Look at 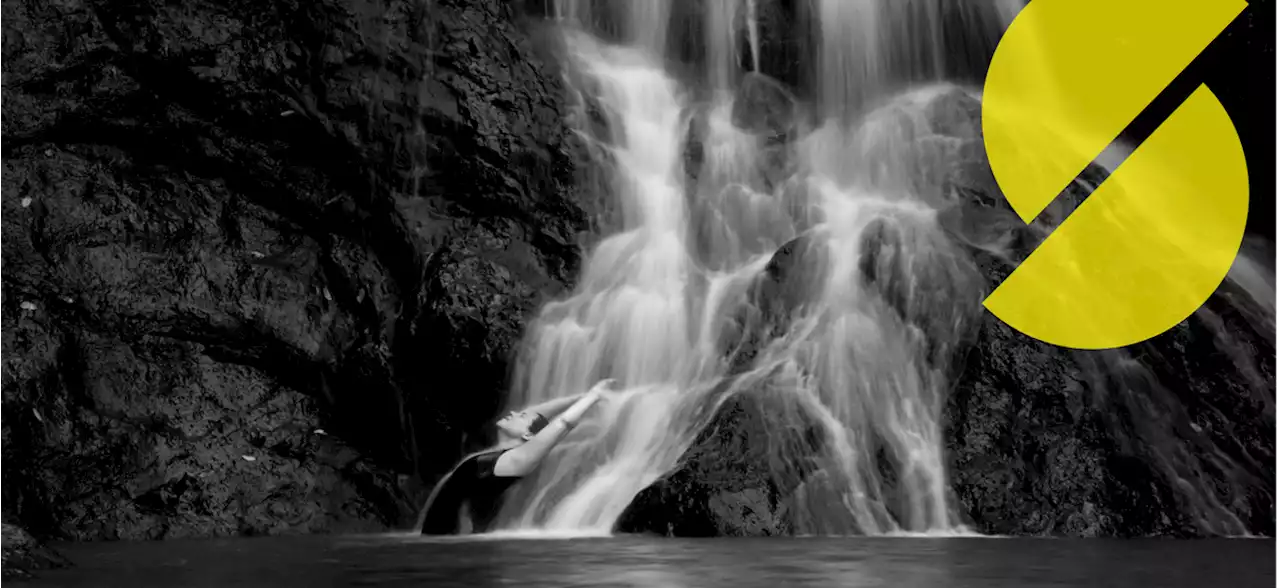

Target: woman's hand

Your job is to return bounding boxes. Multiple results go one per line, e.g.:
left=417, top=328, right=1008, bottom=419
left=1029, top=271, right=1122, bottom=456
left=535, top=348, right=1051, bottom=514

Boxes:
left=557, top=379, right=619, bottom=425
left=585, top=378, right=618, bottom=404
left=589, top=378, right=617, bottom=393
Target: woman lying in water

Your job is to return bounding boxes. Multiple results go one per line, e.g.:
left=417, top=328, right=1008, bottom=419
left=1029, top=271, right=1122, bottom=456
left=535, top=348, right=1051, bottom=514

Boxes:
left=418, top=378, right=617, bottom=535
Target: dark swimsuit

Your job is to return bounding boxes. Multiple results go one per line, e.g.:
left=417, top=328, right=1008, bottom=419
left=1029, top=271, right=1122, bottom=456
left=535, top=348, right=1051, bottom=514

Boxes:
left=419, top=449, right=521, bottom=535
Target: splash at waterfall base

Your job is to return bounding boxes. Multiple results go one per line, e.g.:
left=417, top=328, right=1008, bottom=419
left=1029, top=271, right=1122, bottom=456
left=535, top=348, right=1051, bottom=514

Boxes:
left=478, top=1, right=1275, bottom=539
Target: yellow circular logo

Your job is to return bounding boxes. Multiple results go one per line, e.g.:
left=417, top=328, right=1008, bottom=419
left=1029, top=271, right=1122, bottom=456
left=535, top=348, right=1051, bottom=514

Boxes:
left=980, top=0, right=1252, bottom=350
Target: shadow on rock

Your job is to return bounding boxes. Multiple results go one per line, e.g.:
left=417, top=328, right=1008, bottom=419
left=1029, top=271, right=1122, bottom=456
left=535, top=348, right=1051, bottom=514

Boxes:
left=615, top=379, right=828, bottom=537
left=2, top=523, right=71, bottom=580
left=2, top=0, right=590, bottom=540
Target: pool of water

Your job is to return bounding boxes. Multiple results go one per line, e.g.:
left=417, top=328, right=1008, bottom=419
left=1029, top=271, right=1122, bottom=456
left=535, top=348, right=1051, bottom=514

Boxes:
left=16, top=532, right=1275, bottom=587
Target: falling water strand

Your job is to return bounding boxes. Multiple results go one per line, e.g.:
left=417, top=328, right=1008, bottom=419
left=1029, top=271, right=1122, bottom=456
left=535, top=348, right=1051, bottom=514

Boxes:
left=626, top=0, right=672, bottom=57
left=747, top=0, right=760, bottom=72
left=814, top=0, right=883, bottom=122
left=811, top=0, right=1028, bottom=122
left=705, top=0, right=740, bottom=91
left=497, top=26, right=719, bottom=532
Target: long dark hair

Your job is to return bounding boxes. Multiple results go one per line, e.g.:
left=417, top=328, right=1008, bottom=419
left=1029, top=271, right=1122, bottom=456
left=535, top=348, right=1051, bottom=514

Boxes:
left=528, top=412, right=550, bottom=435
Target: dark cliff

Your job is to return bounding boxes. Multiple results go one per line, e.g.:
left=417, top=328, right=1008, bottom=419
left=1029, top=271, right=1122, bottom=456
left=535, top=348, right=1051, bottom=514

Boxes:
left=2, top=0, right=591, bottom=544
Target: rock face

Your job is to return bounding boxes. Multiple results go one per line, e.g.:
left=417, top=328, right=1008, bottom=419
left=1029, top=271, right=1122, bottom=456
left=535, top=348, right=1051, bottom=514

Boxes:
left=2, top=0, right=589, bottom=542
left=616, top=390, right=821, bottom=537
left=2, top=523, right=70, bottom=580
left=941, top=154, right=1276, bottom=537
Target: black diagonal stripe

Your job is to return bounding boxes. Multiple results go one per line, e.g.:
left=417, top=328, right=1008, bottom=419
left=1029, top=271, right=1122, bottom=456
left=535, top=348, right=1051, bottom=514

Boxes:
left=1025, top=1, right=1263, bottom=234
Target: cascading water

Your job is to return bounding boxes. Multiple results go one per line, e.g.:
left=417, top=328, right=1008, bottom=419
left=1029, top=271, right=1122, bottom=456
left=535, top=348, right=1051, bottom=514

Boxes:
left=480, top=0, right=1022, bottom=536
left=476, top=0, right=1274, bottom=537
left=805, top=0, right=1021, bottom=122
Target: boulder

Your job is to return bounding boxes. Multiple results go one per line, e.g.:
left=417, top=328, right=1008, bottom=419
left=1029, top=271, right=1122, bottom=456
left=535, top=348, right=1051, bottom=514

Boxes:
left=732, top=72, right=800, bottom=141
left=615, top=382, right=828, bottom=537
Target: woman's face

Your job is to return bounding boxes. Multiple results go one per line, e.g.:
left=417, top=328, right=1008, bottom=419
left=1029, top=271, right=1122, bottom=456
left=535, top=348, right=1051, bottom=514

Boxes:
left=496, top=411, right=539, bottom=441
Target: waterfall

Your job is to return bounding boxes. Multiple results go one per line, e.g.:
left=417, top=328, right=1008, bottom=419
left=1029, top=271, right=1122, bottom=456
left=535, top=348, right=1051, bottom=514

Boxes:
left=488, top=0, right=1272, bottom=537
left=487, top=0, right=1024, bottom=536
left=808, top=0, right=1022, bottom=122
left=705, top=0, right=742, bottom=91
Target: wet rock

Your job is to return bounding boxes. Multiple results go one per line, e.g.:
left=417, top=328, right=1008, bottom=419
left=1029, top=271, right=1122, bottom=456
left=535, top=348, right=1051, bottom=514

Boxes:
left=416, top=221, right=574, bottom=436
left=613, top=465, right=720, bottom=537
left=757, top=232, right=828, bottom=318
left=857, top=214, right=986, bottom=371
left=750, top=0, right=811, bottom=93
left=2, top=0, right=587, bottom=541
left=2, top=523, right=70, bottom=580
left=834, top=86, right=981, bottom=203
left=688, top=182, right=796, bottom=271
left=931, top=109, right=1274, bottom=537
left=943, top=197, right=1276, bottom=537
left=912, top=97, right=1276, bottom=537
left=922, top=86, right=983, bottom=141
left=942, top=298, right=1122, bottom=536
left=708, top=488, right=779, bottom=535
left=615, top=386, right=826, bottom=537
left=732, top=72, right=800, bottom=140
left=778, top=175, right=824, bottom=232
left=717, top=232, right=827, bottom=373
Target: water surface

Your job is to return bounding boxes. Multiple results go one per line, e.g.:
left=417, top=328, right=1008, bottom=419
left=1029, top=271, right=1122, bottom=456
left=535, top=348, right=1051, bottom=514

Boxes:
left=20, top=533, right=1275, bottom=587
